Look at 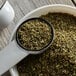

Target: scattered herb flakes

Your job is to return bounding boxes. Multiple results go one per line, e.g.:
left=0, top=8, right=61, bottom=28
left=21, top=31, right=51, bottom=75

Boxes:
left=17, top=19, right=51, bottom=51
left=17, top=13, right=76, bottom=76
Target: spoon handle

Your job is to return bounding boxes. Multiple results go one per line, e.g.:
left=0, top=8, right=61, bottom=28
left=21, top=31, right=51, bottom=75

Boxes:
left=0, top=40, right=29, bottom=75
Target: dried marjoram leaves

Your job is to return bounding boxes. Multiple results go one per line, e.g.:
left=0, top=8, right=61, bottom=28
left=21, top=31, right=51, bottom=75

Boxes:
left=17, top=19, right=51, bottom=51
left=17, top=13, right=76, bottom=76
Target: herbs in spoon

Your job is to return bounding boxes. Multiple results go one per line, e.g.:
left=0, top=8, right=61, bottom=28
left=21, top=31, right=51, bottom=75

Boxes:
left=17, top=18, right=52, bottom=51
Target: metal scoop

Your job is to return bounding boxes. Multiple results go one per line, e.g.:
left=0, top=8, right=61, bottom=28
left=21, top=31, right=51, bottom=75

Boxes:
left=0, top=18, right=54, bottom=75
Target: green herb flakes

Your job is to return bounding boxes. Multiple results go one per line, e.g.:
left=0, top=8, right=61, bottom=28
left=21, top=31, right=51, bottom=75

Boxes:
left=17, top=19, right=51, bottom=51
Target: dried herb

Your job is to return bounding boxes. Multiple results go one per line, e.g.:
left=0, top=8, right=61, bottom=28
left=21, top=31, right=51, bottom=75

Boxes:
left=17, top=13, right=76, bottom=76
left=17, top=19, right=51, bottom=51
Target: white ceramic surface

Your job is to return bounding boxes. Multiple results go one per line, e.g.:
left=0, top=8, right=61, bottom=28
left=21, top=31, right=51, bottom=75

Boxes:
left=0, top=1, right=15, bottom=25
left=9, top=4, right=76, bottom=76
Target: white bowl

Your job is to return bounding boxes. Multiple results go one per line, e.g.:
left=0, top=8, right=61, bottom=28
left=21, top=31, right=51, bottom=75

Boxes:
left=9, top=4, right=76, bottom=76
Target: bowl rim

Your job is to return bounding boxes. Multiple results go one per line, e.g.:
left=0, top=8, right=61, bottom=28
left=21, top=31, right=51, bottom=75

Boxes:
left=9, top=4, right=76, bottom=76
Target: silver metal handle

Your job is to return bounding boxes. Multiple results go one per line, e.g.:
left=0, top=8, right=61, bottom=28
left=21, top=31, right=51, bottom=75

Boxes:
left=9, top=67, right=19, bottom=76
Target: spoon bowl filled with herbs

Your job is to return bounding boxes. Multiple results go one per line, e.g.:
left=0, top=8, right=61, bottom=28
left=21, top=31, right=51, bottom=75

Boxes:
left=16, top=18, right=54, bottom=54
